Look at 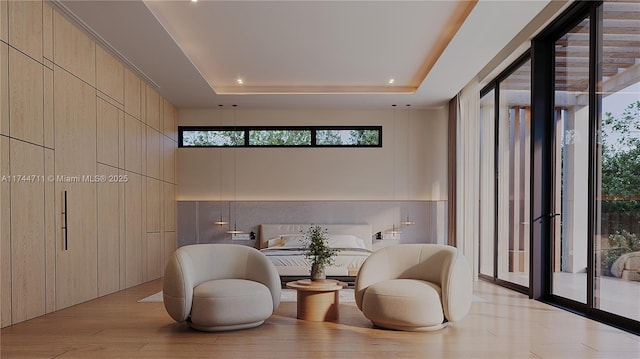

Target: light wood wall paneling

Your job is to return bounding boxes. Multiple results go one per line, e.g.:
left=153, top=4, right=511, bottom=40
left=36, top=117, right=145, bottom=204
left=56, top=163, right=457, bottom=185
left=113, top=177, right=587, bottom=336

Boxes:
left=146, top=232, right=161, bottom=280
left=146, top=126, right=160, bottom=179
left=124, top=114, right=143, bottom=173
left=42, top=57, right=53, bottom=71
left=141, top=123, right=147, bottom=177
left=53, top=67, right=97, bottom=310
left=97, top=163, right=120, bottom=297
left=53, top=11, right=95, bottom=87
left=163, top=231, right=176, bottom=276
left=118, top=106, right=125, bottom=172
left=96, top=89, right=123, bottom=111
left=141, top=170, right=147, bottom=281
left=163, top=136, right=175, bottom=184
left=7, top=0, right=42, bottom=61
left=43, top=66, right=53, bottom=149
left=9, top=47, right=43, bottom=145
left=124, top=171, right=142, bottom=288
left=0, top=136, right=10, bottom=327
left=145, top=85, right=160, bottom=131
left=44, top=148, right=55, bottom=314
left=1, top=42, right=7, bottom=136
left=96, top=45, right=123, bottom=104
left=9, top=139, right=45, bottom=324
left=96, top=97, right=120, bottom=168
left=0, top=0, right=7, bottom=42
left=54, top=181, right=98, bottom=310
left=124, top=68, right=141, bottom=120
left=118, top=168, right=126, bottom=289
left=0, top=2, right=178, bottom=326
left=140, top=83, right=146, bottom=125
left=53, top=68, right=96, bottom=175
left=163, top=183, right=175, bottom=232
left=163, top=99, right=177, bottom=141
left=42, top=2, right=52, bottom=61
left=146, top=178, right=160, bottom=233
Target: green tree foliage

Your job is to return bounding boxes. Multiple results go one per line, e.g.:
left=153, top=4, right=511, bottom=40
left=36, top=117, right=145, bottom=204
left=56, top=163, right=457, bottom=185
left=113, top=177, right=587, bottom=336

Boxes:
left=182, top=130, right=243, bottom=146
left=317, top=130, right=342, bottom=145
left=600, top=100, right=640, bottom=274
left=317, top=129, right=379, bottom=145
left=302, top=226, right=339, bottom=271
left=349, top=129, right=379, bottom=145
left=184, top=128, right=379, bottom=146
left=249, top=130, right=311, bottom=145
left=601, top=100, right=640, bottom=214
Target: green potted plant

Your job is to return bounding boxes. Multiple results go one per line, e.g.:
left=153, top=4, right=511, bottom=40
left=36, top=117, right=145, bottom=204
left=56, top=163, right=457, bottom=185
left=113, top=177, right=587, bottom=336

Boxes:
left=302, top=225, right=340, bottom=281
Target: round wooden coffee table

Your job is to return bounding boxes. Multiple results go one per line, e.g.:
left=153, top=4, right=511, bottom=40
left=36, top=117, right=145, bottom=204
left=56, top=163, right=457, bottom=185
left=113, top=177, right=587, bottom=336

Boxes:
left=285, top=279, right=348, bottom=321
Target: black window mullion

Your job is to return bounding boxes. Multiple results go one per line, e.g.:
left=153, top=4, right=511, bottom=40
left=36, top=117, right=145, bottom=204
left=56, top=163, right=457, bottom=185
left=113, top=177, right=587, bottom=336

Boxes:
left=493, top=86, right=499, bottom=284
left=179, top=125, right=382, bottom=147
left=586, top=2, right=603, bottom=314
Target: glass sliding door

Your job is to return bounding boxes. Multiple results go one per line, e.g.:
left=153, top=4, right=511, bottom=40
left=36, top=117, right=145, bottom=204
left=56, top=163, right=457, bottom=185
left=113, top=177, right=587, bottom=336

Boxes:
left=484, top=0, right=640, bottom=332
left=552, top=17, right=591, bottom=303
left=479, top=90, right=495, bottom=278
left=593, top=0, right=640, bottom=321
left=478, top=56, right=531, bottom=290
left=549, top=0, right=640, bottom=325
left=496, top=59, right=532, bottom=288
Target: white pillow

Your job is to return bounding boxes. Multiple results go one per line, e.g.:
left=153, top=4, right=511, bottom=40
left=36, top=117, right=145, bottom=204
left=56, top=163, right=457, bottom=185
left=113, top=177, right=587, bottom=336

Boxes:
left=267, top=237, right=284, bottom=248
left=280, top=234, right=306, bottom=248
left=327, top=234, right=366, bottom=249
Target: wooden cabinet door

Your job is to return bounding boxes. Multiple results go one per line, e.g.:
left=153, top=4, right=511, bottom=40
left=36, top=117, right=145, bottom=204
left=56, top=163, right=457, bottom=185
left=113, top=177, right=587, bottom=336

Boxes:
left=97, top=163, right=120, bottom=296
left=9, top=140, right=45, bottom=323
left=53, top=67, right=97, bottom=310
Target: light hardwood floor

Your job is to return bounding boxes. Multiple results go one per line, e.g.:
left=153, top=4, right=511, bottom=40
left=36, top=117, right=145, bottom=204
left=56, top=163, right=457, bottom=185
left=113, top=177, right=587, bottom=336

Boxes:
left=1, top=279, right=638, bottom=358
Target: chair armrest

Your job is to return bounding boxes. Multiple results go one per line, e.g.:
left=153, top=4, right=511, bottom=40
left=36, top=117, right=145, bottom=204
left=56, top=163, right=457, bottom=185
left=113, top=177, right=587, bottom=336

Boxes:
left=354, top=248, right=392, bottom=309
left=440, top=250, right=473, bottom=322
left=245, top=249, right=282, bottom=309
left=163, top=249, right=195, bottom=323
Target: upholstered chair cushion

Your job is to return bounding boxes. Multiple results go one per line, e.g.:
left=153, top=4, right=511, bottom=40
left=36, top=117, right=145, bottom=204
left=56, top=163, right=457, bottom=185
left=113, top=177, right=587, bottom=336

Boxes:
left=361, top=279, right=444, bottom=331
left=355, top=244, right=472, bottom=331
left=163, top=243, right=281, bottom=332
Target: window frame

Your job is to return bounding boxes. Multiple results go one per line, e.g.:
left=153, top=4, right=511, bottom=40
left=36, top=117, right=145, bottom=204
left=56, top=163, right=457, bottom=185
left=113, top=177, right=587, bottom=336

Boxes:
left=178, top=125, right=383, bottom=148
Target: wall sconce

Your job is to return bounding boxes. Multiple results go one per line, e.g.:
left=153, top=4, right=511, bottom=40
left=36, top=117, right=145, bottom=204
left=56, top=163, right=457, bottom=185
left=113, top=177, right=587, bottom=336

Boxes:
left=401, top=216, right=415, bottom=226
left=387, top=225, right=402, bottom=235
left=214, top=215, right=229, bottom=226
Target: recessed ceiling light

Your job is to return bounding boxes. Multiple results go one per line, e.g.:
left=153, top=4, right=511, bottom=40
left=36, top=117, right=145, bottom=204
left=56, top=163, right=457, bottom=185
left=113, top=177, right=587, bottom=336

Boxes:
left=191, top=0, right=198, bottom=3
left=237, top=78, right=244, bottom=85
left=388, top=78, right=395, bottom=85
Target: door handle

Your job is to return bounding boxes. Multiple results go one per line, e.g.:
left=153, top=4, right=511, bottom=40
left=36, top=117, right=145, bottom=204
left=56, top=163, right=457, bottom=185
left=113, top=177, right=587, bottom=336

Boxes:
left=533, top=212, right=561, bottom=222
left=62, top=190, right=68, bottom=250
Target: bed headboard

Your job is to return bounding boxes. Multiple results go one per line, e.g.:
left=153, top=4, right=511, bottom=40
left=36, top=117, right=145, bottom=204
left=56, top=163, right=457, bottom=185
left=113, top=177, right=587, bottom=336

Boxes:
left=259, top=224, right=372, bottom=250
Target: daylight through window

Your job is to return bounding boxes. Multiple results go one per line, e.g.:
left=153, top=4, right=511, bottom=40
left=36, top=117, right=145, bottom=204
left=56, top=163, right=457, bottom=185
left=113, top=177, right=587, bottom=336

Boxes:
left=179, top=126, right=382, bottom=147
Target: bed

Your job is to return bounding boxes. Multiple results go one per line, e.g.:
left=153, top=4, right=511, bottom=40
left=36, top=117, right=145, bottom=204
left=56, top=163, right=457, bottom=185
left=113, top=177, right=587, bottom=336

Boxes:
left=259, top=224, right=373, bottom=285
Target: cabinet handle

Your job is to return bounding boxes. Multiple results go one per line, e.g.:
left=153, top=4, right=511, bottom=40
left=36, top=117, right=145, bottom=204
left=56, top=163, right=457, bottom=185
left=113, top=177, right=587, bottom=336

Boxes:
left=62, top=190, right=68, bottom=250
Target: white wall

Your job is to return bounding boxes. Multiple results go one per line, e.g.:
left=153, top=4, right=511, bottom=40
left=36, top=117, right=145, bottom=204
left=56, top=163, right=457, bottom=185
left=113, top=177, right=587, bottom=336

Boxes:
left=177, top=108, right=448, bottom=201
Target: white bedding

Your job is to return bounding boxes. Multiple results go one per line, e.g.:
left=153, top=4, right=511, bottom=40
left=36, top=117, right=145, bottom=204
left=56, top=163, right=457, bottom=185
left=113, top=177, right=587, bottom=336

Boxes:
left=259, top=224, right=373, bottom=277
left=260, top=247, right=371, bottom=276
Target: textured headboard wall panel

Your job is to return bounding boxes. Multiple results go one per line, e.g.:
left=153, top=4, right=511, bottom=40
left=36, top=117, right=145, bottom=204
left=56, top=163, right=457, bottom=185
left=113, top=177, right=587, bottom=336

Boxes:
left=259, top=224, right=372, bottom=250
left=177, top=200, right=448, bottom=249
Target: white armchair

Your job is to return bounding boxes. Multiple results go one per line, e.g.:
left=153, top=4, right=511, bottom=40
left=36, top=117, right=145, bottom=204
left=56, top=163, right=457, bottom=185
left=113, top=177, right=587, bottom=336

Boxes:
left=163, top=244, right=281, bottom=332
left=355, top=244, right=472, bottom=331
